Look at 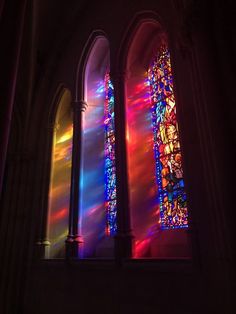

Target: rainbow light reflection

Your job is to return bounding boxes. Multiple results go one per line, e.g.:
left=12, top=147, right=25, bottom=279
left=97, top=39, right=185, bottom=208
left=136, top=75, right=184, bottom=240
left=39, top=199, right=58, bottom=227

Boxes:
left=148, top=46, right=188, bottom=229
left=126, top=71, right=158, bottom=258
left=48, top=105, right=72, bottom=259
left=81, top=77, right=106, bottom=257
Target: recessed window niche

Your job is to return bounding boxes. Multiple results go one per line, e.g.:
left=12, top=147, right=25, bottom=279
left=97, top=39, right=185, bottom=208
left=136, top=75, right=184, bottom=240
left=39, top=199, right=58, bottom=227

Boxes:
left=80, top=37, right=115, bottom=258
left=126, top=21, right=191, bottom=259
left=47, top=89, right=72, bottom=258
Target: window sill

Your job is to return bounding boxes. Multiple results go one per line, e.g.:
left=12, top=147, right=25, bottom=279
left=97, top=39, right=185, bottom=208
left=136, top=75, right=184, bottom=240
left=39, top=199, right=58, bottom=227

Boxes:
left=37, top=257, right=193, bottom=273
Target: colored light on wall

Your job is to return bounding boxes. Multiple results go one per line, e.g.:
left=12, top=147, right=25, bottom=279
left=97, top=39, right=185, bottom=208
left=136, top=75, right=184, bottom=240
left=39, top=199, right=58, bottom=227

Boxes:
left=126, top=70, right=158, bottom=258
left=57, top=126, right=73, bottom=144
left=148, top=46, right=188, bottom=229
left=48, top=89, right=72, bottom=258
left=80, top=77, right=107, bottom=257
left=104, top=73, right=117, bottom=236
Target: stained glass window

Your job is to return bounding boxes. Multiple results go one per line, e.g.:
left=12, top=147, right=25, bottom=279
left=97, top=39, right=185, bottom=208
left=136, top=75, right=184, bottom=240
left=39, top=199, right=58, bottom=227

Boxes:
left=147, top=46, right=188, bottom=229
left=104, top=73, right=117, bottom=235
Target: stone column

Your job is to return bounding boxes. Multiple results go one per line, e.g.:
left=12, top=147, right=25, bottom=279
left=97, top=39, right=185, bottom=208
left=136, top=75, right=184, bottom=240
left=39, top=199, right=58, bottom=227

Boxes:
left=66, top=100, right=87, bottom=258
left=111, top=71, right=133, bottom=260
left=0, top=0, right=27, bottom=196
left=35, top=122, right=59, bottom=259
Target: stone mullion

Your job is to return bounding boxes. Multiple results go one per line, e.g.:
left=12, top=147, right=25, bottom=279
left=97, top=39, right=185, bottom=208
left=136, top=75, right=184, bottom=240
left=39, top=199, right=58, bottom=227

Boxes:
left=35, top=123, right=58, bottom=259
left=66, top=100, right=87, bottom=258
left=111, top=71, right=133, bottom=260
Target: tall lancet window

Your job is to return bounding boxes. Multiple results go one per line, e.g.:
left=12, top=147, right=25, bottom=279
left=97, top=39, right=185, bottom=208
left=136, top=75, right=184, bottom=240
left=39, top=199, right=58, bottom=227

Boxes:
left=104, top=73, right=117, bottom=236
left=126, top=21, right=190, bottom=259
left=81, top=37, right=115, bottom=258
left=147, top=46, right=188, bottom=229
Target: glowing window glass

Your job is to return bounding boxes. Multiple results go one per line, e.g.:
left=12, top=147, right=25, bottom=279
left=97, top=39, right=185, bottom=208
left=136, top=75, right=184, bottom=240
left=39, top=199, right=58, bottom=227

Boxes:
left=148, top=46, right=188, bottom=229
left=104, top=73, right=117, bottom=235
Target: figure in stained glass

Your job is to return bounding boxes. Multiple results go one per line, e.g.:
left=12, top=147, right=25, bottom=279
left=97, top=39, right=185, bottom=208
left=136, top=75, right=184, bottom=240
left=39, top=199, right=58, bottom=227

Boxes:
left=148, top=46, right=188, bottom=229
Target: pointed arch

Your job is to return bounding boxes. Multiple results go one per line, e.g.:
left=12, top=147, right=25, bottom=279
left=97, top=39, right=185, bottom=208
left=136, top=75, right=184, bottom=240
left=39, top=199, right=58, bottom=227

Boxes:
left=117, top=11, right=166, bottom=73
left=47, top=88, right=73, bottom=258
left=75, top=30, right=108, bottom=101
left=122, top=14, right=191, bottom=258
left=79, top=34, right=116, bottom=258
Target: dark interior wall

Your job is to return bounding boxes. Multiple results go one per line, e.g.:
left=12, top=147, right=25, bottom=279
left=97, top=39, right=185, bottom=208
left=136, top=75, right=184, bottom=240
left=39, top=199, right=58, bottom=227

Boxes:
left=0, top=1, right=235, bottom=314
left=25, top=261, right=204, bottom=314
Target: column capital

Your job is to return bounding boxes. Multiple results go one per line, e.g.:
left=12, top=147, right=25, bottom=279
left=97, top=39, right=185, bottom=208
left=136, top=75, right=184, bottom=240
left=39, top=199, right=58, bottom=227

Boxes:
left=35, top=239, right=51, bottom=259
left=65, top=234, right=83, bottom=243
left=72, top=100, right=88, bottom=112
left=65, top=234, right=83, bottom=258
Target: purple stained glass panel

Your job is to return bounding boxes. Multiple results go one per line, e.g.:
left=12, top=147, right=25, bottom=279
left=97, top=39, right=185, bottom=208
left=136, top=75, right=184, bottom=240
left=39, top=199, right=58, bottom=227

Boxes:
left=104, top=73, right=117, bottom=235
